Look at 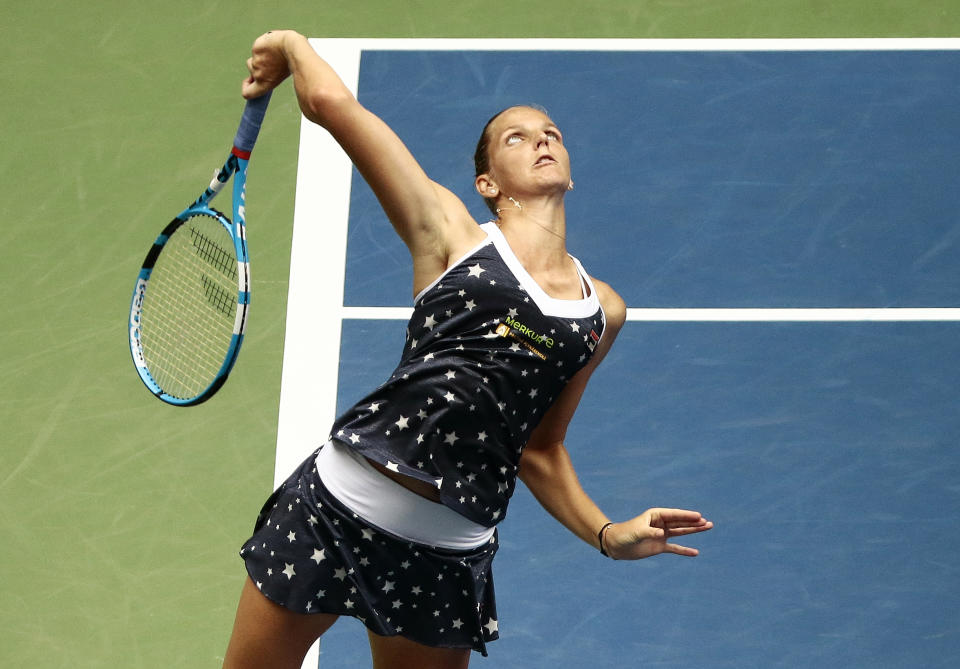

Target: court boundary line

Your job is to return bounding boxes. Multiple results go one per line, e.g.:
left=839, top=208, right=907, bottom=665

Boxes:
left=300, top=37, right=960, bottom=51
left=341, top=307, right=960, bottom=322
left=276, top=39, right=959, bottom=669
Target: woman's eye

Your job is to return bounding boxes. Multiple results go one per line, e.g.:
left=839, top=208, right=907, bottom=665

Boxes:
left=506, top=135, right=523, bottom=145
left=546, top=131, right=561, bottom=141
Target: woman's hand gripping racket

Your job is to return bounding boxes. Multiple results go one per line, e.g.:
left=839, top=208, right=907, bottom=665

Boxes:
left=128, top=93, right=271, bottom=406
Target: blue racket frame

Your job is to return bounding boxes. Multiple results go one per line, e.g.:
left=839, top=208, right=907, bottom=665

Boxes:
left=128, top=93, right=271, bottom=406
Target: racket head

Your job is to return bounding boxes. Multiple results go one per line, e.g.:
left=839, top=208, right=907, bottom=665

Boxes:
left=128, top=208, right=250, bottom=405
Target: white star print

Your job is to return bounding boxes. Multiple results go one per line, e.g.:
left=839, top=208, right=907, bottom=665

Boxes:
left=507, top=307, right=518, bottom=318
left=382, top=581, right=395, bottom=593
left=361, top=528, right=374, bottom=541
left=286, top=531, right=296, bottom=543
left=465, top=299, right=476, bottom=311
left=444, top=391, right=456, bottom=402
left=424, top=314, right=438, bottom=330
left=445, top=370, right=456, bottom=380
left=570, top=321, right=581, bottom=332
left=484, top=618, right=499, bottom=635
left=283, top=563, right=296, bottom=580
left=467, top=264, right=485, bottom=278
left=368, top=402, right=381, bottom=413
left=395, top=415, right=409, bottom=430
left=444, top=432, right=458, bottom=445
left=310, top=549, right=325, bottom=564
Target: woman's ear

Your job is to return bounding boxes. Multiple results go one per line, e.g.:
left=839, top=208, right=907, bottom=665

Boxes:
left=475, top=174, right=499, bottom=199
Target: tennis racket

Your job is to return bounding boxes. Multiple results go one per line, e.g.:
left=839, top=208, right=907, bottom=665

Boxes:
left=128, top=92, right=271, bottom=406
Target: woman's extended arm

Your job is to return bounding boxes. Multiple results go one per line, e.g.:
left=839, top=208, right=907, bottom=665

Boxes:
left=242, top=31, right=483, bottom=293
left=519, top=282, right=712, bottom=559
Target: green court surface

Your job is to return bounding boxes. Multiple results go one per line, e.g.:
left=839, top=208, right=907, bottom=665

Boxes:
left=1, top=2, right=957, bottom=667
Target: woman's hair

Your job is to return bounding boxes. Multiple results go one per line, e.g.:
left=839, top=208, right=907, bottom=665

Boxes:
left=473, top=104, right=550, bottom=215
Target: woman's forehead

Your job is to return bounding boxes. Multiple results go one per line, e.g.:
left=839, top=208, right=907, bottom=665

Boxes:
left=490, top=106, right=555, bottom=133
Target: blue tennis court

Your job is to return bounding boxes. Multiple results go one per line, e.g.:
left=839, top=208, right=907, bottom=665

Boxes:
left=278, top=41, right=960, bottom=667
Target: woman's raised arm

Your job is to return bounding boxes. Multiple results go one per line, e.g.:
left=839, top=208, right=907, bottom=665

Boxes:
left=243, top=31, right=481, bottom=289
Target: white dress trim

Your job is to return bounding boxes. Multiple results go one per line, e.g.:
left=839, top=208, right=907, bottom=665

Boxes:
left=316, top=440, right=496, bottom=550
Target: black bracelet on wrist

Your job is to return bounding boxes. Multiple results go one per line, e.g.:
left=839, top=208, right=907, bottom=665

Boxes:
left=598, top=521, right=614, bottom=558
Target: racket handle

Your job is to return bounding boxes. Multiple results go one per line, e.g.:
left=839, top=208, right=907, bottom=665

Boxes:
left=233, top=92, right=272, bottom=156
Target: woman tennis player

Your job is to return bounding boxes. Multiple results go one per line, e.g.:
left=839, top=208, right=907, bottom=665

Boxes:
left=224, top=30, right=713, bottom=669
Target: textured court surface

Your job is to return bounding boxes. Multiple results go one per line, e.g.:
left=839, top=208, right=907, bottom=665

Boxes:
left=2, top=2, right=959, bottom=667
left=276, top=43, right=960, bottom=668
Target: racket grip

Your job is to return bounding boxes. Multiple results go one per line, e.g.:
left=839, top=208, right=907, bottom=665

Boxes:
left=233, top=92, right=272, bottom=155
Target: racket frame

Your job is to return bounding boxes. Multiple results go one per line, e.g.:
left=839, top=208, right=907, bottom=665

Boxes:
left=128, top=94, right=268, bottom=406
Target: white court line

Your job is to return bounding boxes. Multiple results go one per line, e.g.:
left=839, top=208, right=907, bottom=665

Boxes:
left=274, top=39, right=959, bottom=669
left=624, top=308, right=960, bottom=322
left=341, top=306, right=960, bottom=322
left=291, top=37, right=960, bottom=52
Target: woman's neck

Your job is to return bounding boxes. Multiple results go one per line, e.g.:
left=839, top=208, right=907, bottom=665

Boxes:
left=494, top=196, right=568, bottom=261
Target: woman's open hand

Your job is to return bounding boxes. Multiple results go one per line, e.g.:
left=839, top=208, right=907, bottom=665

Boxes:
left=604, top=508, right=713, bottom=560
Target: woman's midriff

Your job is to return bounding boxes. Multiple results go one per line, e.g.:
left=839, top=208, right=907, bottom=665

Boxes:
left=366, top=458, right=443, bottom=503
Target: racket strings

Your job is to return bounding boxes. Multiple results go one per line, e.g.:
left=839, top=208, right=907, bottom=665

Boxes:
left=201, top=274, right=236, bottom=316
left=190, top=225, right=236, bottom=278
left=139, top=215, right=241, bottom=399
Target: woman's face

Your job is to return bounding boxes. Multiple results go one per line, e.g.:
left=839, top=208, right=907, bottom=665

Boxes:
left=480, top=106, right=571, bottom=202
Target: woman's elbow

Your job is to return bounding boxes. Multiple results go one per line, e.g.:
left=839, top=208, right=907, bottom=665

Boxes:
left=300, top=86, right=356, bottom=128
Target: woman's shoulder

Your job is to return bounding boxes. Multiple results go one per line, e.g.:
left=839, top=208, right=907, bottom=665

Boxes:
left=591, top=277, right=627, bottom=329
